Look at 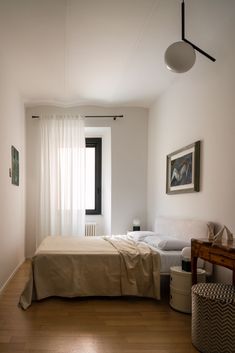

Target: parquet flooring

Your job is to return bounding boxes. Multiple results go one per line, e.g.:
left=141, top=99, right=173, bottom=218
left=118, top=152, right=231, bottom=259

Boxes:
left=0, top=261, right=198, bottom=353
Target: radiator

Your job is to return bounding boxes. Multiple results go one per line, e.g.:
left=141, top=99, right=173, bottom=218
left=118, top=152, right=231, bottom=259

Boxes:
left=85, top=223, right=96, bottom=236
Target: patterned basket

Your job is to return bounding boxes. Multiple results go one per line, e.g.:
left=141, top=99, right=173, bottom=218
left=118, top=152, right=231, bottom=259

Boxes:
left=192, top=283, right=235, bottom=353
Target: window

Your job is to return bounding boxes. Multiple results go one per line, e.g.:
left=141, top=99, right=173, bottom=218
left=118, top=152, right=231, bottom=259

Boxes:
left=85, top=138, right=102, bottom=215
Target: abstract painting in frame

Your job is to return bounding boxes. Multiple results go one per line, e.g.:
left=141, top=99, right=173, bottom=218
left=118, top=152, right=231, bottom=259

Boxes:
left=166, top=141, right=200, bottom=194
left=11, top=146, right=19, bottom=186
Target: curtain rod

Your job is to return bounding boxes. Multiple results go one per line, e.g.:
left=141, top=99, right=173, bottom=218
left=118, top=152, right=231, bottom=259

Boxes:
left=32, top=115, right=124, bottom=121
left=85, top=115, right=123, bottom=120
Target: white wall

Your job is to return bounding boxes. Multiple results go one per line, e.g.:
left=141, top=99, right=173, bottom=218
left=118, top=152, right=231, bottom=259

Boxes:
left=0, top=61, right=25, bottom=291
left=147, top=50, right=235, bottom=283
left=26, top=106, right=148, bottom=256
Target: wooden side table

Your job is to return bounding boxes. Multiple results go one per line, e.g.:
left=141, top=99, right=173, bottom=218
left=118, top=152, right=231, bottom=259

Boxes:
left=170, top=266, right=206, bottom=314
left=191, top=238, right=235, bottom=285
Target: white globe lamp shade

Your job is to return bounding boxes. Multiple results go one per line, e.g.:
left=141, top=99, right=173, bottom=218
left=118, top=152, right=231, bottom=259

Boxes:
left=133, top=218, right=140, bottom=227
left=165, top=41, right=196, bottom=73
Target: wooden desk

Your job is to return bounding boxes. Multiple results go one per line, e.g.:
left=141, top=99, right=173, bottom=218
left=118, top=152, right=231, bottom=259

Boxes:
left=191, top=238, right=235, bottom=285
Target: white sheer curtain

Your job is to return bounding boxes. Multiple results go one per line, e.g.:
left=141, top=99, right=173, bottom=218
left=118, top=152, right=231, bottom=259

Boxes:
left=38, top=115, right=85, bottom=245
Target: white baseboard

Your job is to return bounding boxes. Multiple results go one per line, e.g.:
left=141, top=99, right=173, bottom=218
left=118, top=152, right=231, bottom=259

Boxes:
left=0, top=258, right=25, bottom=294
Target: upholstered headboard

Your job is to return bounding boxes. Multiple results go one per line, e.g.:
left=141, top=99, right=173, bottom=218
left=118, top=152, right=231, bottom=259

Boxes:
left=153, top=217, right=213, bottom=275
left=154, top=217, right=211, bottom=241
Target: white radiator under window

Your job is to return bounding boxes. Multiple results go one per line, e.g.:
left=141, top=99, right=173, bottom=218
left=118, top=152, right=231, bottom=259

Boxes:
left=85, top=223, right=96, bottom=236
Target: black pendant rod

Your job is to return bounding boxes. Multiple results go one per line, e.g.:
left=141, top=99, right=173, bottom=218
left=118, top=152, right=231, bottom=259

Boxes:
left=184, top=38, right=216, bottom=62
left=181, top=0, right=185, bottom=40
left=181, top=0, right=216, bottom=62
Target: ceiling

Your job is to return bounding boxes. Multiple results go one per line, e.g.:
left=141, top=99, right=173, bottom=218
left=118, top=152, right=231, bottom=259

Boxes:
left=0, top=0, right=234, bottom=108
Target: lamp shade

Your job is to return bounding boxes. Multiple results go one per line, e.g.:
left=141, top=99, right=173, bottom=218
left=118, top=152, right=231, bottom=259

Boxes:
left=165, top=41, right=196, bottom=73
left=133, top=218, right=140, bottom=227
left=181, top=247, right=191, bottom=260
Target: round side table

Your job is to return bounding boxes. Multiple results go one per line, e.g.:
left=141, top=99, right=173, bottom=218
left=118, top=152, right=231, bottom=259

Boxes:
left=170, top=266, right=206, bottom=313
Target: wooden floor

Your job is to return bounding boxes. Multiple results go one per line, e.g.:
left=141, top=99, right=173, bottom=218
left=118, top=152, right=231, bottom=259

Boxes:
left=0, top=261, right=199, bottom=353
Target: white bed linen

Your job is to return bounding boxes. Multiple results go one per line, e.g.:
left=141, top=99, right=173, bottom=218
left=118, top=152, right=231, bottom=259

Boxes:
left=155, top=248, right=182, bottom=274
left=127, top=235, right=182, bottom=274
left=145, top=244, right=204, bottom=274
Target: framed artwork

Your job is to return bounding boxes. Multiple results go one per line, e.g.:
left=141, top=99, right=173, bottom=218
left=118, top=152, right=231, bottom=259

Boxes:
left=166, top=141, right=200, bottom=194
left=11, top=146, right=19, bottom=186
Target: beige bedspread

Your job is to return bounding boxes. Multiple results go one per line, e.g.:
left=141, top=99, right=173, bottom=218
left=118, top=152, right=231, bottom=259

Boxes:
left=19, top=235, right=160, bottom=309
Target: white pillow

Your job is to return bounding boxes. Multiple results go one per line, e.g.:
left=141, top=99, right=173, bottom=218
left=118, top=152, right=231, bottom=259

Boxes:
left=144, top=235, right=190, bottom=250
left=127, top=231, right=156, bottom=242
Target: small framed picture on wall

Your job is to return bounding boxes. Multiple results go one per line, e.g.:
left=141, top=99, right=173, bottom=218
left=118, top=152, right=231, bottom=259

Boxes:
left=11, top=145, right=19, bottom=186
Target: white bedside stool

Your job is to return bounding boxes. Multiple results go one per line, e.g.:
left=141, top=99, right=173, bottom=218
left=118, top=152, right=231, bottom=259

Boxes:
left=170, top=266, right=206, bottom=314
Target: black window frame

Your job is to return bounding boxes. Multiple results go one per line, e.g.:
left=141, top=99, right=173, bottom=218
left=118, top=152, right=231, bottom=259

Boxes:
left=85, top=137, right=102, bottom=215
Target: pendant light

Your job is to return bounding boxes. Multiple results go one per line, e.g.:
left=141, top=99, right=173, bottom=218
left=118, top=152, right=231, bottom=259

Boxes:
left=165, top=0, right=216, bottom=73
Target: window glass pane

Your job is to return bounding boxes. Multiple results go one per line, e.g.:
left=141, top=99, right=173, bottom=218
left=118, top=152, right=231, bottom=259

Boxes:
left=85, top=147, right=95, bottom=209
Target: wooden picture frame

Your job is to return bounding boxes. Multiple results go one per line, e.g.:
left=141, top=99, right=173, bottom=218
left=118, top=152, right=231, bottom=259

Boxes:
left=166, top=141, right=200, bottom=194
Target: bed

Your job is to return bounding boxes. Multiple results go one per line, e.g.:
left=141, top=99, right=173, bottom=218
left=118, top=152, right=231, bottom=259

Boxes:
left=19, top=217, right=212, bottom=309
left=20, top=235, right=161, bottom=309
